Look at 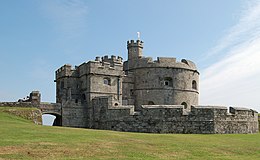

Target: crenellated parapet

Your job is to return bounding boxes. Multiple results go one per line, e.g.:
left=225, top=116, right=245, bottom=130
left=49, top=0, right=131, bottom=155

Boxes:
left=55, top=64, right=78, bottom=80
left=127, top=40, right=143, bottom=49
left=191, top=105, right=258, bottom=116
left=91, top=96, right=258, bottom=133
left=77, top=55, right=124, bottom=77
left=83, top=57, right=123, bottom=77
left=128, top=56, right=198, bottom=72
left=99, top=55, right=123, bottom=65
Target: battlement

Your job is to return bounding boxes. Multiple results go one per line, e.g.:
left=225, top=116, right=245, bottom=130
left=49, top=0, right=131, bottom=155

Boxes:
left=127, top=56, right=198, bottom=71
left=140, top=105, right=257, bottom=117
left=76, top=60, right=123, bottom=77
left=91, top=96, right=258, bottom=133
left=88, top=55, right=123, bottom=70
left=88, top=60, right=123, bottom=70
left=127, top=40, right=143, bottom=49
left=96, top=55, right=123, bottom=64
left=56, top=64, right=72, bottom=73
left=191, top=105, right=257, bottom=115
left=55, top=64, right=78, bottom=79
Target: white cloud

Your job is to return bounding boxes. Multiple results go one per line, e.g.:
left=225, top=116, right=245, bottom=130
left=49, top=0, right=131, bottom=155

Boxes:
left=40, top=0, right=88, bottom=40
left=205, top=1, right=260, bottom=59
left=200, top=1, right=260, bottom=111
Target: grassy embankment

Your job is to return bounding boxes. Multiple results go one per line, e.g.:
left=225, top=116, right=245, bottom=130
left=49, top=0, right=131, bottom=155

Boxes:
left=0, top=107, right=260, bottom=160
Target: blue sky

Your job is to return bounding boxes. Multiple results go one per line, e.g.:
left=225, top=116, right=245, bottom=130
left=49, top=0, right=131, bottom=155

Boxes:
left=1, top=0, right=260, bottom=111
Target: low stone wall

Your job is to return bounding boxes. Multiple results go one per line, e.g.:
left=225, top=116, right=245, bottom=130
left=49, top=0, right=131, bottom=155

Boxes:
left=0, top=101, right=62, bottom=114
left=92, top=97, right=259, bottom=134
left=0, top=101, right=62, bottom=125
left=0, top=102, right=38, bottom=108
left=214, top=107, right=258, bottom=133
left=1, top=99, right=258, bottom=134
left=101, top=105, right=216, bottom=133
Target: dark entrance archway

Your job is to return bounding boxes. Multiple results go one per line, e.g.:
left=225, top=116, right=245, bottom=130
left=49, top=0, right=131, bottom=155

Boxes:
left=42, top=113, right=62, bottom=126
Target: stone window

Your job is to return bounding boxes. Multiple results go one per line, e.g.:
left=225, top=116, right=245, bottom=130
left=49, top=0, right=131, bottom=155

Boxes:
left=181, top=102, right=188, bottom=109
left=75, top=99, right=78, bottom=103
left=164, top=77, right=173, bottom=87
left=104, top=78, right=111, bottom=85
left=82, top=94, right=86, bottom=100
left=130, top=89, right=134, bottom=96
left=192, top=80, right=197, bottom=90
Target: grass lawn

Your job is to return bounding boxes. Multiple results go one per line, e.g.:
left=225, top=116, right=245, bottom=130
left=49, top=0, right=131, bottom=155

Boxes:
left=0, top=107, right=259, bottom=160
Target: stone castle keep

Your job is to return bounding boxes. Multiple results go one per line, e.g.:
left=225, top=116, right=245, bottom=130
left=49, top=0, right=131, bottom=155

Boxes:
left=52, top=39, right=258, bottom=133
left=0, top=39, right=258, bottom=133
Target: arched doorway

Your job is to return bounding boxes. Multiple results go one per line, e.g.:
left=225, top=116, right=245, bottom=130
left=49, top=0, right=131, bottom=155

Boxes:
left=42, top=113, right=62, bottom=126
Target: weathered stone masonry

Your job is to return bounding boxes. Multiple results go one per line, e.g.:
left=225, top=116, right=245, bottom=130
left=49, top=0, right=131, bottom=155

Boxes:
left=52, top=39, right=258, bottom=133
left=1, top=39, right=257, bottom=133
left=92, top=96, right=258, bottom=134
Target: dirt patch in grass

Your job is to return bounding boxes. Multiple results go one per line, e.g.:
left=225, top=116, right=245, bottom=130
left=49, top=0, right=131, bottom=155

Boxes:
left=0, top=140, right=123, bottom=159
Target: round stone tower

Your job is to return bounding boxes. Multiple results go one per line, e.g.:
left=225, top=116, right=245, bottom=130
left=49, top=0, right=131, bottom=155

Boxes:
left=124, top=40, right=199, bottom=111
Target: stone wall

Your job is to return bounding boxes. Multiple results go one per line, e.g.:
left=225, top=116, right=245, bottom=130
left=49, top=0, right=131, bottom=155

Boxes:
left=92, top=96, right=258, bottom=134
left=61, top=101, right=88, bottom=128
left=39, top=103, right=61, bottom=115
left=214, top=107, right=259, bottom=133
left=0, top=102, right=63, bottom=125
left=132, top=67, right=199, bottom=110
left=0, top=102, right=38, bottom=108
